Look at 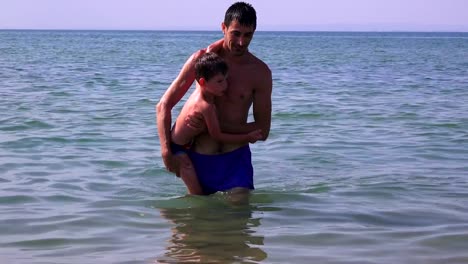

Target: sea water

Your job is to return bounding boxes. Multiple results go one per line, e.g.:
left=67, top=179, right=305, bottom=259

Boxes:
left=1, top=30, right=468, bottom=263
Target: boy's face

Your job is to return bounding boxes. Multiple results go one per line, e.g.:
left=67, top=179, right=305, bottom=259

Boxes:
left=222, top=20, right=255, bottom=56
left=202, top=73, right=228, bottom=97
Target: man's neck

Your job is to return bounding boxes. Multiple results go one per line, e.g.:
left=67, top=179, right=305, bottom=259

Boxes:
left=220, top=46, right=249, bottom=64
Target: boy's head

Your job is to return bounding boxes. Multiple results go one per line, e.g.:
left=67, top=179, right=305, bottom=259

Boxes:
left=195, top=52, right=228, bottom=82
left=195, top=52, right=228, bottom=96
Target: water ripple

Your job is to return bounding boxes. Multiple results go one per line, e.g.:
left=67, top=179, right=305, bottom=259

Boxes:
left=1, top=30, right=468, bottom=264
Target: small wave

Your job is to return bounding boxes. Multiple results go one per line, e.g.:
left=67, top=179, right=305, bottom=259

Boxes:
left=0, top=195, right=39, bottom=204
left=0, top=120, right=54, bottom=131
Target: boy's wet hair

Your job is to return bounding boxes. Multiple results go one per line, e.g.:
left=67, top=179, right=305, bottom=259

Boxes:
left=224, top=2, right=257, bottom=30
left=195, top=52, right=228, bottom=82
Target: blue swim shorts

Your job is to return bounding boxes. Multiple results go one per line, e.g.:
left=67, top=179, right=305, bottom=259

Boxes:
left=170, top=142, right=190, bottom=156
left=188, top=145, right=254, bottom=195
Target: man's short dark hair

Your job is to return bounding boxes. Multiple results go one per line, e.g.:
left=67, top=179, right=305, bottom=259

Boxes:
left=224, top=2, right=257, bottom=30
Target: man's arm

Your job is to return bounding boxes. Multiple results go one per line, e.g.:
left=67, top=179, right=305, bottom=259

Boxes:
left=156, top=49, right=206, bottom=172
left=252, top=65, right=273, bottom=140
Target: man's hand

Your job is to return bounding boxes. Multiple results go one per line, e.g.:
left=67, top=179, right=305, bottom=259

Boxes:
left=247, top=129, right=263, bottom=143
left=184, top=111, right=205, bottom=130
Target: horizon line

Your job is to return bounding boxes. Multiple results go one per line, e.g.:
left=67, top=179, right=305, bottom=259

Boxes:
left=1, top=28, right=468, bottom=33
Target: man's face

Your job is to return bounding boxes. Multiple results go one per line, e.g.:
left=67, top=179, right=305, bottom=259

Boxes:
left=222, top=20, right=255, bottom=56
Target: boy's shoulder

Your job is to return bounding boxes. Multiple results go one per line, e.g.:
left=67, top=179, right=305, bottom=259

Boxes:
left=188, top=92, right=213, bottom=112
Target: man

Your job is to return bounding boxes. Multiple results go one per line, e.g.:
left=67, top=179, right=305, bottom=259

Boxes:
left=156, top=2, right=272, bottom=195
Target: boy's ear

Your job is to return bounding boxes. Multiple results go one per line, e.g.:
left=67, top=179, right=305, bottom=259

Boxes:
left=199, top=77, right=206, bottom=86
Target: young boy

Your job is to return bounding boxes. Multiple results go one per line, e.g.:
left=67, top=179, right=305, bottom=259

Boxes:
left=170, top=52, right=263, bottom=195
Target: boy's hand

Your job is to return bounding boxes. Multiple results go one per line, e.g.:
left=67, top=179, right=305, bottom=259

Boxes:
left=247, top=129, right=263, bottom=143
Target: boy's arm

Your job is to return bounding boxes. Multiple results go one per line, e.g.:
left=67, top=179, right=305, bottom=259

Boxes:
left=203, top=105, right=262, bottom=144
left=156, top=49, right=206, bottom=172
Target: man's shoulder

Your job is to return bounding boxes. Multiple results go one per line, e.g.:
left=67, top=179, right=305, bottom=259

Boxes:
left=187, top=49, right=208, bottom=64
left=248, top=52, right=271, bottom=75
left=194, top=48, right=207, bottom=57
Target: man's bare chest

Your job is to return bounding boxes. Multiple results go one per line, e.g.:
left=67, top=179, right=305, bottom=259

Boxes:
left=225, top=68, right=256, bottom=101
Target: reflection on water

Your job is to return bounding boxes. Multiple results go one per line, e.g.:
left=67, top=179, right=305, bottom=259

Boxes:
left=156, top=195, right=267, bottom=263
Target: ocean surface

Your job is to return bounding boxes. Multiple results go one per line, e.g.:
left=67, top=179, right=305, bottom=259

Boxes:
left=1, top=30, right=468, bottom=264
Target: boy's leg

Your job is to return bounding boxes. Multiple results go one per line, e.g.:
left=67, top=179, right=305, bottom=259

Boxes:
left=176, top=153, right=204, bottom=195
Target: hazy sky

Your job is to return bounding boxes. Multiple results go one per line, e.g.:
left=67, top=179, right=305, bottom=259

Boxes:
left=1, top=0, right=467, bottom=31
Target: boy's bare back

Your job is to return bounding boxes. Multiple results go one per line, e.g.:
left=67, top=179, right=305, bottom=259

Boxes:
left=171, top=89, right=212, bottom=146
